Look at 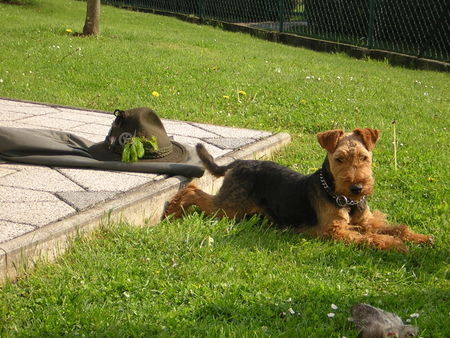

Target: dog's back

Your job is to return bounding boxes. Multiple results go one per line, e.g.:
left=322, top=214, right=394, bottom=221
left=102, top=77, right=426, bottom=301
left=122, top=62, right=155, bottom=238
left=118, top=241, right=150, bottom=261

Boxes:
left=196, top=143, right=318, bottom=227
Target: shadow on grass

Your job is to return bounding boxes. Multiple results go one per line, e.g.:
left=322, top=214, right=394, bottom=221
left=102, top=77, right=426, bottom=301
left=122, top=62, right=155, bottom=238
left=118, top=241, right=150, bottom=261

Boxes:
left=215, top=214, right=447, bottom=277
left=0, top=0, right=39, bottom=6
left=188, top=285, right=448, bottom=336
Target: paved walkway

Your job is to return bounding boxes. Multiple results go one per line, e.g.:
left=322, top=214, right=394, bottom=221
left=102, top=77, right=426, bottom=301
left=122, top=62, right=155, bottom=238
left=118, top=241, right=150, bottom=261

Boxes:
left=0, top=98, right=290, bottom=282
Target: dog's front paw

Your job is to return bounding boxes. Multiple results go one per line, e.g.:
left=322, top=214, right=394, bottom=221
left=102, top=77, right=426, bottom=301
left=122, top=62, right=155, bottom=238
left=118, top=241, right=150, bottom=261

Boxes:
left=415, top=234, right=434, bottom=245
left=163, top=201, right=183, bottom=219
left=400, top=227, right=434, bottom=245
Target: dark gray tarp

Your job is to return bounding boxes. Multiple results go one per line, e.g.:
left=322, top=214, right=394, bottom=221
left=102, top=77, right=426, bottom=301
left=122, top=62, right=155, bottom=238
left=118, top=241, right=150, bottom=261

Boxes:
left=0, top=127, right=204, bottom=177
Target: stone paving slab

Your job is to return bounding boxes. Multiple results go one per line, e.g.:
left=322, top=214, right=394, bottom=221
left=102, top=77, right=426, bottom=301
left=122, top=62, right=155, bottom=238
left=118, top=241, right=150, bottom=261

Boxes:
left=0, top=98, right=291, bottom=282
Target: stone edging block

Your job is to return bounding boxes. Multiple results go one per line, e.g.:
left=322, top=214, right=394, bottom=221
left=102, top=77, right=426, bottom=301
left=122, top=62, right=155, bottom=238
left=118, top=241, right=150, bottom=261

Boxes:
left=0, top=132, right=291, bottom=283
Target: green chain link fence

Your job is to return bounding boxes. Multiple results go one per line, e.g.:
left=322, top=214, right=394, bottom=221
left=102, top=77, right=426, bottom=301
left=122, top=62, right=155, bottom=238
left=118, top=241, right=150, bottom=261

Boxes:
left=102, top=0, right=450, bottom=63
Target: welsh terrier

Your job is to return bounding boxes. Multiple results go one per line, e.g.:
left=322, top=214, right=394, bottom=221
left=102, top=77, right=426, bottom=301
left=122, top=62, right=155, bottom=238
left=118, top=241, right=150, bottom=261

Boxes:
left=165, top=128, right=432, bottom=251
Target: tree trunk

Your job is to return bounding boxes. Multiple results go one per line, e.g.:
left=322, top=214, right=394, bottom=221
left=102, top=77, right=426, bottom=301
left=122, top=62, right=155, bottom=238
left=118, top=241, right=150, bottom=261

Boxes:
left=83, top=0, right=100, bottom=36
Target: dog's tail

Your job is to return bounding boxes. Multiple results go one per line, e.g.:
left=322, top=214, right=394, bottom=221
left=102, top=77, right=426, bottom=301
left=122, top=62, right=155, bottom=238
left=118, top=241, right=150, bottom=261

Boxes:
left=196, top=143, right=231, bottom=177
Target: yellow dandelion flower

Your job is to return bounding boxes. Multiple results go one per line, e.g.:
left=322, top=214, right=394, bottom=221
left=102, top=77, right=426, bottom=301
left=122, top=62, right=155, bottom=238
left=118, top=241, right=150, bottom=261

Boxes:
left=152, top=91, right=160, bottom=97
left=427, top=176, right=435, bottom=182
left=237, top=90, right=247, bottom=95
left=65, top=28, right=73, bottom=33
left=300, top=99, right=307, bottom=105
left=223, top=95, right=230, bottom=99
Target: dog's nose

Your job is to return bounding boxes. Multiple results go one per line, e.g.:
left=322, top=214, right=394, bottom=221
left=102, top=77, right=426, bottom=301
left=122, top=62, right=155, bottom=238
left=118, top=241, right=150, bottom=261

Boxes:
left=350, top=184, right=363, bottom=195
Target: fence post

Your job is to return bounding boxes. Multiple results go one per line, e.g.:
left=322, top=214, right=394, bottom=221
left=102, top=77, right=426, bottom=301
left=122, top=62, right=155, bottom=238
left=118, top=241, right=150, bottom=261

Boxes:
left=367, top=0, right=376, bottom=49
left=198, top=0, right=204, bottom=19
left=278, top=0, right=285, bottom=32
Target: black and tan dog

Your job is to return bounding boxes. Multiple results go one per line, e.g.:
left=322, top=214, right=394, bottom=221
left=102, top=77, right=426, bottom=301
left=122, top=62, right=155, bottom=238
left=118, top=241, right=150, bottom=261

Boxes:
left=165, top=128, right=432, bottom=251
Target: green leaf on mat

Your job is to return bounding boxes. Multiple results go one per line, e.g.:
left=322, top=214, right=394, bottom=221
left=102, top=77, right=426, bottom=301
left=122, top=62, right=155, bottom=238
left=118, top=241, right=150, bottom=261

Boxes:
left=121, top=136, right=159, bottom=163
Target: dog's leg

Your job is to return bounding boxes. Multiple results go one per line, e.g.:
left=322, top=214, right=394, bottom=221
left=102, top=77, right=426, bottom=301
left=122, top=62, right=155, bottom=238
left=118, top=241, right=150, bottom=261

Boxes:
left=379, top=225, right=433, bottom=244
left=352, top=208, right=433, bottom=245
left=165, top=182, right=221, bottom=219
left=317, top=205, right=407, bottom=251
left=330, top=223, right=407, bottom=251
left=371, top=210, right=433, bottom=244
left=165, top=182, right=261, bottom=220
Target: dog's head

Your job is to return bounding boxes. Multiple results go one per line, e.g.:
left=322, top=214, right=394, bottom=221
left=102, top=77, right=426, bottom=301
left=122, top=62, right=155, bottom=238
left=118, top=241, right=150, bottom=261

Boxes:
left=317, top=128, right=380, bottom=200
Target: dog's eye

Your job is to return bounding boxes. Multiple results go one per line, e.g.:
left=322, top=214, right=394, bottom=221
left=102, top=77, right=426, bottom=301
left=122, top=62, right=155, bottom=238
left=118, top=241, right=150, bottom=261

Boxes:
left=335, top=158, right=344, bottom=163
left=360, top=156, right=369, bottom=162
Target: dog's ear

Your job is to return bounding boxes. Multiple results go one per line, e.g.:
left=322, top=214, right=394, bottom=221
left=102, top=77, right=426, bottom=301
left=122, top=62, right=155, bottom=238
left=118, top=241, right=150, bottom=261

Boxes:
left=317, top=129, right=344, bottom=152
left=353, top=128, right=381, bottom=151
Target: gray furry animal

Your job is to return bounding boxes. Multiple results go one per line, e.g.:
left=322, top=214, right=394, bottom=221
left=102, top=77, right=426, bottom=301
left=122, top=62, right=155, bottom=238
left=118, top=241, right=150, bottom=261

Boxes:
left=350, top=304, right=418, bottom=338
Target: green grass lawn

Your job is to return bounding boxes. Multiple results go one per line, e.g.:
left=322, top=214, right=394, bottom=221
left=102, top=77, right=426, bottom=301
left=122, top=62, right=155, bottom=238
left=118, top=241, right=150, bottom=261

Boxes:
left=0, top=0, right=449, bottom=336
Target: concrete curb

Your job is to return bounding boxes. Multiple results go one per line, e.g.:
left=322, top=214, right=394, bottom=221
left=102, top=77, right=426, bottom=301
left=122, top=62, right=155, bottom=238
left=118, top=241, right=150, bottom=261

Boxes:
left=0, top=132, right=291, bottom=283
